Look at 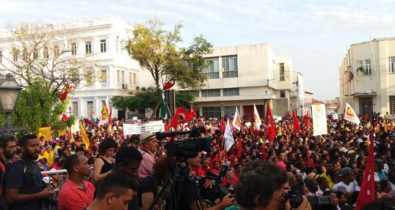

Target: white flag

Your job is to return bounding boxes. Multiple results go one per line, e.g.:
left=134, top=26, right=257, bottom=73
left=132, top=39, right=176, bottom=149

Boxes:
left=224, top=118, right=235, bottom=151
left=253, top=104, right=262, bottom=129
left=312, top=104, right=328, bottom=136
left=232, top=107, right=241, bottom=131
left=344, top=103, right=360, bottom=125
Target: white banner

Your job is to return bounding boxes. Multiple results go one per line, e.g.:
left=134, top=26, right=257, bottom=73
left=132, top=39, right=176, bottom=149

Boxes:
left=312, top=104, right=328, bottom=136
left=123, top=121, right=164, bottom=136
left=224, top=118, right=235, bottom=151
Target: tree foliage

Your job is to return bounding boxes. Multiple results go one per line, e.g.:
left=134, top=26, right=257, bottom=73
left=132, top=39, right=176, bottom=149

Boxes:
left=126, top=20, right=213, bottom=90
left=1, top=23, right=89, bottom=93
left=10, top=78, right=71, bottom=133
left=0, top=23, right=86, bottom=133
left=112, top=88, right=196, bottom=115
left=175, top=91, right=196, bottom=109
left=112, top=87, right=161, bottom=113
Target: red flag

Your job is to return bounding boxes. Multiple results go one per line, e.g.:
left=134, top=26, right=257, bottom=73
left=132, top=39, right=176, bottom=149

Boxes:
left=304, top=113, right=311, bottom=129
left=162, top=79, right=175, bottom=90
left=292, top=110, right=300, bottom=133
left=265, top=104, right=276, bottom=141
left=169, top=107, right=194, bottom=128
left=109, top=107, right=113, bottom=125
left=236, top=140, right=242, bottom=158
left=355, top=140, right=375, bottom=210
left=58, top=83, right=72, bottom=102
left=61, top=114, right=69, bottom=122
left=220, top=119, right=226, bottom=132
left=190, top=104, right=197, bottom=118
left=286, top=111, right=291, bottom=118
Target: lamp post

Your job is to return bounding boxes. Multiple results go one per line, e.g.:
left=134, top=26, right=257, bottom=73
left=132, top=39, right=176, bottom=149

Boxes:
left=0, top=73, right=22, bottom=133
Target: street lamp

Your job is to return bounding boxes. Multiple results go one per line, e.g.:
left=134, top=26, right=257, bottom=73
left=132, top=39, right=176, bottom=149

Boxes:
left=0, top=73, right=22, bottom=133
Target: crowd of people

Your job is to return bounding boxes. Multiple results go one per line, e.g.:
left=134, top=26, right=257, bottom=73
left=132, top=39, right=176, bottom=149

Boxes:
left=0, top=112, right=394, bottom=210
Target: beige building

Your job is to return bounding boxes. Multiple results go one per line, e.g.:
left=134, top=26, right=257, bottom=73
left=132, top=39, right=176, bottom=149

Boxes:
left=339, top=38, right=395, bottom=116
left=184, top=43, right=304, bottom=119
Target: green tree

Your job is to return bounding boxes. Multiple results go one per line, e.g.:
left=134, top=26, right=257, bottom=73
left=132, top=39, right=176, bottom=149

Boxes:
left=126, top=20, right=213, bottom=90
left=175, top=91, right=196, bottom=109
left=112, top=89, right=196, bottom=116
left=9, top=78, right=74, bottom=133
left=0, top=23, right=86, bottom=133
left=112, top=87, right=161, bottom=114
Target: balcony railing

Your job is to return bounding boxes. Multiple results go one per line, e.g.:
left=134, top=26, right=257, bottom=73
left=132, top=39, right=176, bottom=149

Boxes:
left=223, top=71, right=238, bottom=78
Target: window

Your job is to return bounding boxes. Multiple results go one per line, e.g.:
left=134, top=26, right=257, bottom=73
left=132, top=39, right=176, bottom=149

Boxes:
left=87, top=101, right=94, bottom=118
left=224, top=106, right=239, bottom=118
left=133, top=73, right=137, bottom=85
left=389, top=57, right=395, bottom=73
left=279, top=63, right=285, bottom=81
left=364, top=59, right=372, bottom=74
left=223, top=88, right=239, bottom=96
left=12, top=48, right=18, bottom=61
left=117, top=70, right=121, bottom=85
left=43, top=46, right=49, bottom=59
left=22, top=48, right=28, bottom=61
left=202, top=107, right=221, bottom=118
left=84, top=69, right=94, bottom=85
left=121, top=71, right=125, bottom=85
left=72, top=102, right=79, bottom=117
left=203, top=57, right=219, bottom=78
left=33, top=49, right=38, bottom=59
left=280, top=91, right=286, bottom=98
left=390, top=96, right=395, bottom=114
left=85, top=41, right=92, bottom=54
left=201, top=89, right=220, bottom=97
left=129, top=72, right=132, bottom=85
left=222, top=55, right=238, bottom=77
left=71, top=42, right=77, bottom=55
left=100, top=39, right=106, bottom=53
left=0, top=51, right=2, bottom=63
left=179, top=90, right=199, bottom=97
left=99, top=69, right=107, bottom=83
left=53, top=45, right=60, bottom=57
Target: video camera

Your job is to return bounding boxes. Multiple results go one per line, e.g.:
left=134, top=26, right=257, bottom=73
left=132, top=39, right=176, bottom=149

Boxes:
left=156, top=126, right=211, bottom=160
left=199, top=164, right=234, bottom=202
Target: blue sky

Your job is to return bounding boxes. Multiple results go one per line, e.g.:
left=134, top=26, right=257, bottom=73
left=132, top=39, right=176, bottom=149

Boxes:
left=1, top=0, right=395, bottom=100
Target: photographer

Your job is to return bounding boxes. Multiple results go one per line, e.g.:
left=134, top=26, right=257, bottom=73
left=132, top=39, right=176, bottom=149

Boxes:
left=172, top=151, right=235, bottom=210
left=236, top=160, right=311, bottom=210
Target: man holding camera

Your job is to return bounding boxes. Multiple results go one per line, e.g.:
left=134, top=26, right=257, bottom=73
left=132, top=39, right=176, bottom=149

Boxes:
left=172, top=151, right=235, bottom=210
left=236, top=160, right=311, bottom=210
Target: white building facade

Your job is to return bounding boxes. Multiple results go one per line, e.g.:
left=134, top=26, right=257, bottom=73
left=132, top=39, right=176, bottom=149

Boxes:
left=0, top=17, right=140, bottom=120
left=181, top=43, right=304, bottom=119
left=339, top=38, right=395, bottom=116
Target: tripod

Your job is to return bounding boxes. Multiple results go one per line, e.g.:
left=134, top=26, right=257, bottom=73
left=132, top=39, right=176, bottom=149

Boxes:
left=149, top=160, right=204, bottom=210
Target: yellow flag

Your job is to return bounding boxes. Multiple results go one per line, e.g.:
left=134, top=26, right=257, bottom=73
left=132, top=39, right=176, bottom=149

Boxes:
left=36, top=127, right=52, bottom=141
left=58, top=128, right=67, bottom=137
left=79, top=121, right=90, bottom=149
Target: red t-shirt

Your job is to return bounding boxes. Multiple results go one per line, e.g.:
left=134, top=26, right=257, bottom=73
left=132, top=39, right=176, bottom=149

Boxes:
left=58, top=178, right=95, bottom=210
